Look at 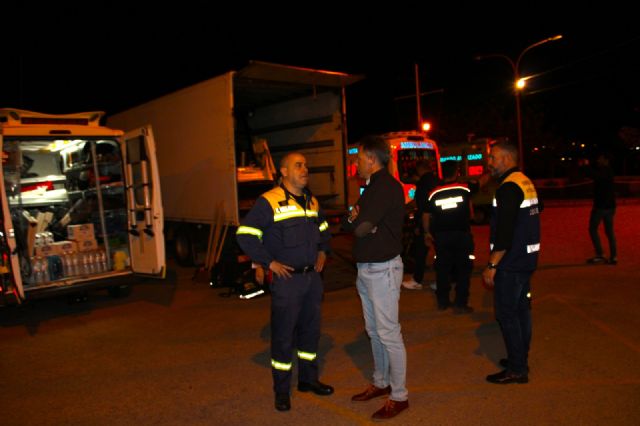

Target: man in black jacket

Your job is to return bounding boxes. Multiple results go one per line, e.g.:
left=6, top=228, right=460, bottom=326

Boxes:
left=343, top=135, right=409, bottom=420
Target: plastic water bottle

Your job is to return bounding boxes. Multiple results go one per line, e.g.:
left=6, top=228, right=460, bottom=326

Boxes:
left=99, top=250, right=108, bottom=272
left=41, top=258, right=50, bottom=282
left=71, top=254, right=80, bottom=276
left=32, top=257, right=43, bottom=284
left=87, top=252, right=95, bottom=274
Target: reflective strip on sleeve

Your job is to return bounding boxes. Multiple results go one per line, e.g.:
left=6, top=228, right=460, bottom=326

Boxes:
left=236, top=226, right=263, bottom=240
left=297, top=350, right=317, bottom=361
left=490, top=243, right=494, bottom=251
left=527, top=243, right=540, bottom=253
left=271, top=359, right=292, bottom=371
left=318, top=221, right=329, bottom=232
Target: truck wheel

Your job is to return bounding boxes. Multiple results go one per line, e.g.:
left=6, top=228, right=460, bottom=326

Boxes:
left=174, top=228, right=194, bottom=266
left=108, top=284, right=132, bottom=298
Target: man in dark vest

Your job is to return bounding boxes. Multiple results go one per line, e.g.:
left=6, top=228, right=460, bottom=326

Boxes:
left=483, top=142, right=540, bottom=384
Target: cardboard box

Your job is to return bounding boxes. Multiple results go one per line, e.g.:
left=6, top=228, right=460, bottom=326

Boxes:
left=34, top=241, right=78, bottom=257
left=67, top=223, right=95, bottom=241
left=76, top=239, right=98, bottom=252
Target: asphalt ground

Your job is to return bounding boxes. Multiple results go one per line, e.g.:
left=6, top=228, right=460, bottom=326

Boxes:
left=1, top=203, right=639, bottom=425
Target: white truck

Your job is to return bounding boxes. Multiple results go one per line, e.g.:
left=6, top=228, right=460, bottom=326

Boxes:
left=0, top=109, right=165, bottom=305
left=108, top=61, right=362, bottom=273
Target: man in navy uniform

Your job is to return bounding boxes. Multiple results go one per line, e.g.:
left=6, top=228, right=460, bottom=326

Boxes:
left=236, top=152, right=333, bottom=411
left=483, top=141, right=540, bottom=384
left=423, top=160, right=475, bottom=313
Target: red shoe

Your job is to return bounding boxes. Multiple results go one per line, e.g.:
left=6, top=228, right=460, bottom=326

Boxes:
left=351, top=384, right=391, bottom=402
left=371, top=399, right=409, bottom=420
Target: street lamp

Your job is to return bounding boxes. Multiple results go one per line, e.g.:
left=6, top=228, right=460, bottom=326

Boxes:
left=476, top=34, right=562, bottom=171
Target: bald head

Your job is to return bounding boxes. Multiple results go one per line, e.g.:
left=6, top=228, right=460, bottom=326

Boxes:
left=279, top=152, right=308, bottom=195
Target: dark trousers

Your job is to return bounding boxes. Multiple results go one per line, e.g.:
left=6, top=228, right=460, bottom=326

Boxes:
left=413, top=230, right=429, bottom=284
left=434, top=231, right=473, bottom=307
left=494, top=270, right=532, bottom=375
left=270, top=271, right=323, bottom=395
left=589, top=207, right=616, bottom=258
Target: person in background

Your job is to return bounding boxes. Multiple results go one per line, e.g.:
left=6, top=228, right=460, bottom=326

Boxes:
left=584, top=153, right=617, bottom=265
left=343, top=135, right=409, bottom=420
left=236, top=152, right=333, bottom=412
left=482, top=141, right=540, bottom=385
left=423, top=161, right=475, bottom=313
left=402, top=159, right=441, bottom=290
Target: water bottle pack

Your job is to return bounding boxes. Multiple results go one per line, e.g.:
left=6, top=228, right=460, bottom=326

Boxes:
left=30, top=249, right=110, bottom=284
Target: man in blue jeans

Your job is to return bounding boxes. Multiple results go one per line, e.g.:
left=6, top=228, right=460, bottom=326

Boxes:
left=483, top=141, right=540, bottom=384
left=343, top=135, right=409, bottom=420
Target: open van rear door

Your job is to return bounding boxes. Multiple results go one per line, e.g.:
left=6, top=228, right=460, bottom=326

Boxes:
left=0, top=135, right=25, bottom=301
left=121, top=127, right=165, bottom=276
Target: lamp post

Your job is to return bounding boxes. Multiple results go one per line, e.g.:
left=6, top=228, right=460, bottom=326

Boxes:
left=476, top=35, right=562, bottom=171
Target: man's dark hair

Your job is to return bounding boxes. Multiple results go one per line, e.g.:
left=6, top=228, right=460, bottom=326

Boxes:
left=359, top=135, right=390, bottom=166
left=441, top=160, right=459, bottom=179
left=493, top=141, right=519, bottom=163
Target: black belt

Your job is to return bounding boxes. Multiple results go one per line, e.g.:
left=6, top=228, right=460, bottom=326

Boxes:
left=291, top=265, right=316, bottom=274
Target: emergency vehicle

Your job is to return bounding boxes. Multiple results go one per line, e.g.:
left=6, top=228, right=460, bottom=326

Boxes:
left=346, top=131, right=442, bottom=204
left=0, top=109, right=165, bottom=306
left=438, top=137, right=500, bottom=223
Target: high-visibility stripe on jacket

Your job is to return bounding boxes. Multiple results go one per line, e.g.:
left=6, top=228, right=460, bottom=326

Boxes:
left=236, top=186, right=330, bottom=269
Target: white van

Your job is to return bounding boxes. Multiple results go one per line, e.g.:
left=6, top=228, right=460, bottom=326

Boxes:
left=0, top=109, right=165, bottom=305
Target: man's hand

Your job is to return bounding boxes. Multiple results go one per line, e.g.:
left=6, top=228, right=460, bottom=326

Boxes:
left=315, top=251, right=327, bottom=273
left=482, top=267, right=496, bottom=290
left=348, top=205, right=360, bottom=223
left=269, top=260, right=294, bottom=279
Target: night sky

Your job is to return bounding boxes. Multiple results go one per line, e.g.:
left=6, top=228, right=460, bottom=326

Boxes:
left=2, top=3, right=639, bottom=159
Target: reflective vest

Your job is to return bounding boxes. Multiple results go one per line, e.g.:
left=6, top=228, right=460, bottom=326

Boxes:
left=490, top=171, right=540, bottom=272
left=236, top=186, right=329, bottom=269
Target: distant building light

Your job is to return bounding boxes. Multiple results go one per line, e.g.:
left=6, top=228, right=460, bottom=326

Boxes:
left=561, top=157, right=566, bottom=161
left=580, top=144, right=585, bottom=148
left=533, top=147, right=539, bottom=152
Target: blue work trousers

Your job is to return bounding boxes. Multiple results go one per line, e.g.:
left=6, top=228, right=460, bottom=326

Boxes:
left=270, top=271, right=323, bottom=395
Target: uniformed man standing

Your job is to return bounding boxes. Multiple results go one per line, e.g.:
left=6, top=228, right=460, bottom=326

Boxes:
left=423, top=160, right=475, bottom=313
left=483, top=141, right=540, bottom=384
left=236, top=152, right=333, bottom=412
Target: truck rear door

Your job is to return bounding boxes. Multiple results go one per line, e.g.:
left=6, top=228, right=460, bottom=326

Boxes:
left=121, top=127, right=165, bottom=276
left=0, top=135, right=25, bottom=301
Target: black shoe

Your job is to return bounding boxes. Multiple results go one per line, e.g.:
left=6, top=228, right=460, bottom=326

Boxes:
left=275, top=393, right=290, bottom=411
left=587, top=256, right=607, bottom=264
left=609, top=257, right=617, bottom=265
left=437, top=302, right=450, bottom=311
left=499, top=358, right=530, bottom=373
left=486, top=369, right=528, bottom=384
left=453, top=305, right=474, bottom=314
left=297, top=381, right=334, bottom=396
